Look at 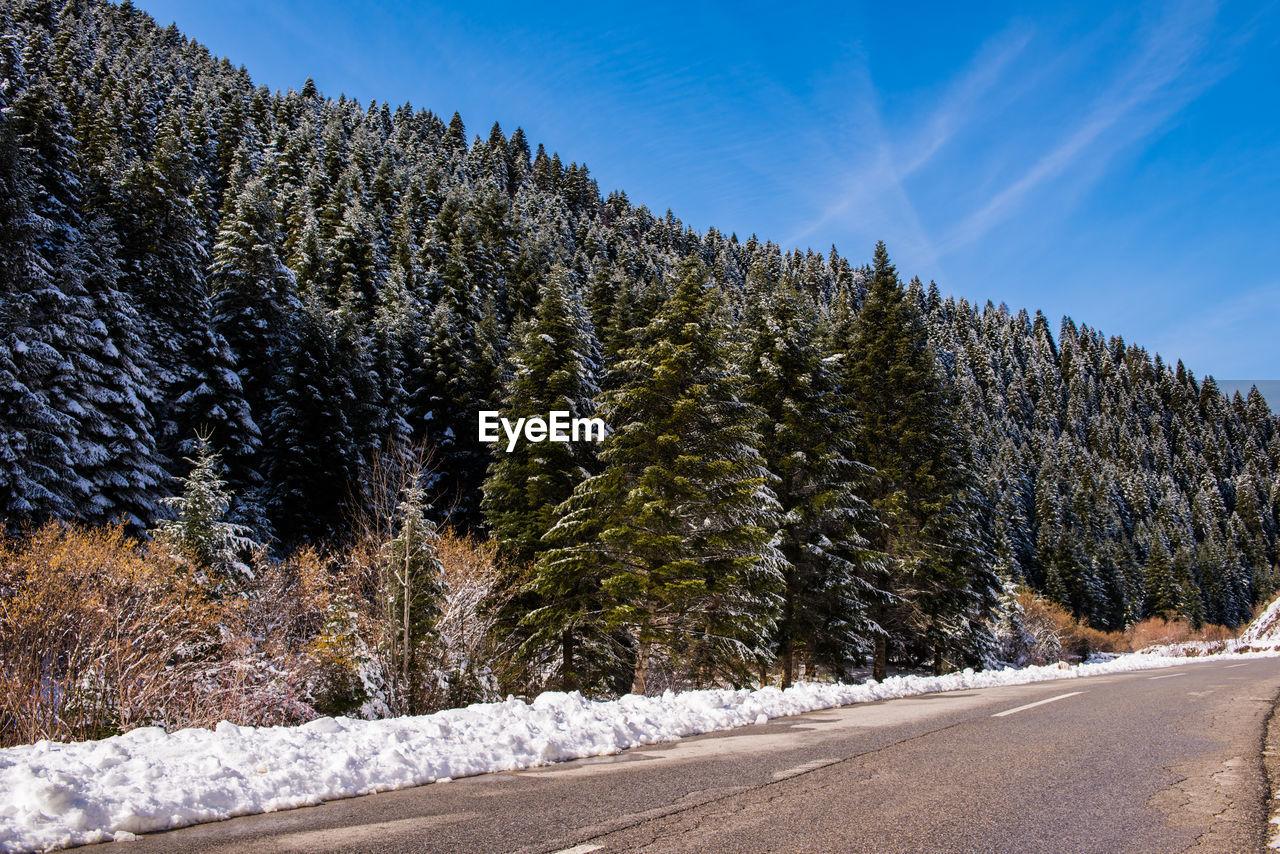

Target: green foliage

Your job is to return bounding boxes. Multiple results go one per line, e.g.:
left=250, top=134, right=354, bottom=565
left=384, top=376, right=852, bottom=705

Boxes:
left=742, top=275, right=884, bottom=683
left=482, top=268, right=599, bottom=565
left=538, top=258, right=784, bottom=693
left=155, top=432, right=254, bottom=580
left=837, top=243, right=998, bottom=671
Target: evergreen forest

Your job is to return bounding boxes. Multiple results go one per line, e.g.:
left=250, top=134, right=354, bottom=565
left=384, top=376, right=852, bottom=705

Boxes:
left=2, top=0, right=1277, bottom=711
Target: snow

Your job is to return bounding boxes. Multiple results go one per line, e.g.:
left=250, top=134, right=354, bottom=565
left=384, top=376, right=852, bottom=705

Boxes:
left=3, top=648, right=1278, bottom=852
left=1238, top=595, right=1280, bottom=648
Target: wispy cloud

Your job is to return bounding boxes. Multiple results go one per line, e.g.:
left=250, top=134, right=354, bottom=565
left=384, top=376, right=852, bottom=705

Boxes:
left=782, top=24, right=1032, bottom=256
left=785, top=0, right=1253, bottom=279
left=942, top=1, right=1227, bottom=252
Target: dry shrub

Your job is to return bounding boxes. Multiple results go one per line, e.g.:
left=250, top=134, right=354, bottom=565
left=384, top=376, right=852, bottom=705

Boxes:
left=1014, top=589, right=1124, bottom=665
left=432, top=529, right=510, bottom=708
left=1126, top=616, right=1194, bottom=649
left=1125, top=616, right=1234, bottom=653
left=0, top=523, right=222, bottom=747
left=1198, top=623, right=1235, bottom=643
left=0, top=513, right=520, bottom=748
left=205, top=546, right=364, bottom=726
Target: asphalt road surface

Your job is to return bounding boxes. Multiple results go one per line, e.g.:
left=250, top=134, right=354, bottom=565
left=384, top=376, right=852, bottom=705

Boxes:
left=108, top=658, right=1280, bottom=854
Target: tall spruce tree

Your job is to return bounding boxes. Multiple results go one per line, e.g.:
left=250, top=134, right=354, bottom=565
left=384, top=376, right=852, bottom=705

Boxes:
left=210, top=175, right=297, bottom=437
left=742, top=277, right=884, bottom=685
left=0, top=74, right=80, bottom=524
left=481, top=269, right=603, bottom=689
left=266, top=299, right=361, bottom=546
left=482, top=269, right=600, bottom=564
left=839, top=242, right=998, bottom=677
left=539, top=258, right=784, bottom=693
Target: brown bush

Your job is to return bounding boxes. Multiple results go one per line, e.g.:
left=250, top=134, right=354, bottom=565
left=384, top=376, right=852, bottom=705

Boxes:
left=210, top=546, right=366, bottom=725
left=0, top=523, right=222, bottom=747
left=432, top=529, right=511, bottom=707
left=1014, top=590, right=1125, bottom=664
left=0, top=515, right=526, bottom=748
left=1125, top=616, right=1234, bottom=652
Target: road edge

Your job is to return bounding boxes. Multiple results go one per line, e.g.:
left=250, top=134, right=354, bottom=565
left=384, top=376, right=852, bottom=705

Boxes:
left=1263, top=683, right=1280, bottom=849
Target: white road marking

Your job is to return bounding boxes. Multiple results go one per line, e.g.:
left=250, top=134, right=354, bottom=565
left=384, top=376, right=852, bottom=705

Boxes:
left=1149, top=673, right=1185, bottom=680
left=1225, top=663, right=1249, bottom=669
left=551, top=845, right=603, bottom=854
left=992, top=691, right=1083, bottom=717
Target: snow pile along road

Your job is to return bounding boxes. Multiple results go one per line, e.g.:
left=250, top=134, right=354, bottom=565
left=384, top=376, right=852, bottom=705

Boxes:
left=3, top=649, right=1277, bottom=852
left=1237, top=594, right=1280, bottom=650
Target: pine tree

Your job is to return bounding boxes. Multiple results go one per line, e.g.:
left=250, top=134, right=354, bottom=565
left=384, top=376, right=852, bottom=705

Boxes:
left=839, top=242, right=998, bottom=677
left=481, top=268, right=601, bottom=689
left=743, top=278, right=882, bottom=685
left=482, top=269, right=600, bottom=563
left=155, top=432, right=255, bottom=583
left=267, top=299, right=361, bottom=546
left=210, top=175, right=297, bottom=428
left=166, top=297, right=261, bottom=528
left=67, top=216, right=165, bottom=529
left=1143, top=536, right=1181, bottom=618
left=0, top=74, right=80, bottom=524
left=381, top=481, right=444, bottom=713
left=539, top=258, right=784, bottom=693
left=0, top=72, right=163, bottom=529
left=0, top=3, right=1275, bottom=668
left=410, top=239, right=503, bottom=526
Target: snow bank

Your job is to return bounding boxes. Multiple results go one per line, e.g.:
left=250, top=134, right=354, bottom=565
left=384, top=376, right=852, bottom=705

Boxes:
left=1239, top=594, right=1280, bottom=648
left=3, top=649, right=1277, bottom=852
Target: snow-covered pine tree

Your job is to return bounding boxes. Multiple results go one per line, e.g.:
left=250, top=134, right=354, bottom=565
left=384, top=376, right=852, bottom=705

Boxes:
left=210, top=175, right=298, bottom=436
left=539, top=257, right=785, bottom=693
left=166, top=292, right=262, bottom=530
left=480, top=267, right=602, bottom=689
left=742, top=275, right=883, bottom=685
left=66, top=215, right=165, bottom=529
left=266, top=298, right=361, bottom=546
left=155, top=431, right=255, bottom=583
left=838, top=242, right=998, bottom=677
left=410, top=235, right=503, bottom=527
left=0, top=1, right=1276, bottom=661
left=0, top=71, right=80, bottom=525
left=380, top=481, right=444, bottom=714
left=482, top=268, right=600, bottom=564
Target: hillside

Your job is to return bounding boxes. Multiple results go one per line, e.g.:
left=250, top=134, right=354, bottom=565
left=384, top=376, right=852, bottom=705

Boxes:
left=0, top=0, right=1277, bottom=692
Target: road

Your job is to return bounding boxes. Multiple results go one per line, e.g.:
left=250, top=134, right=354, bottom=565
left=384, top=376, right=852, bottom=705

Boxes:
left=110, top=658, right=1280, bottom=854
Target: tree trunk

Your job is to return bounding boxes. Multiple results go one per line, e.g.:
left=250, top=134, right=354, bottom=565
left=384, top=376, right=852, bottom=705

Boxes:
left=631, top=637, right=651, bottom=695
left=561, top=630, right=576, bottom=692
left=780, top=578, right=795, bottom=688
left=933, top=644, right=944, bottom=676
left=402, top=540, right=412, bottom=687
left=873, top=634, right=887, bottom=682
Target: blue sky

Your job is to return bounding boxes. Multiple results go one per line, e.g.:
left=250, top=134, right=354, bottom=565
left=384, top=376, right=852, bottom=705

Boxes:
left=136, top=0, right=1279, bottom=381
